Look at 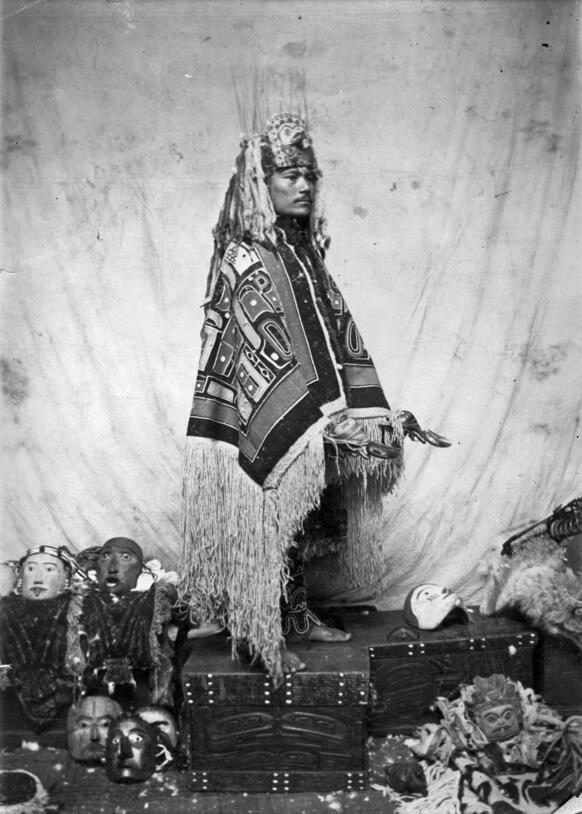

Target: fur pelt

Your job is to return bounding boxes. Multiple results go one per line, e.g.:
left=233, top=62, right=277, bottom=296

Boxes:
left=480, top=530, right=582, bottom=650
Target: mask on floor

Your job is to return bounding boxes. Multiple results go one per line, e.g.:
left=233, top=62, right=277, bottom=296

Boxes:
left=67, top=695, right=122, bottom=764
left=135, top=705, right=178, bottom=770
left=105, top=714, right=158, bottom=783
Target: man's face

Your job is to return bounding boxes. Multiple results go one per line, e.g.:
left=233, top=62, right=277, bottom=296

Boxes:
left=96, top=540, right=142, bottom=596
left=106, top=717, right=157, bottom=782
left=21, top=553, right=68, bottom=600
left=268, top=166, right=315, bottom=218
left=67, top=696, right=122, bottom=763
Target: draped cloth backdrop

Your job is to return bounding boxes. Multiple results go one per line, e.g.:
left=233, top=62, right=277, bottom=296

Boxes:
left=1, top=0, right=580, bottom=609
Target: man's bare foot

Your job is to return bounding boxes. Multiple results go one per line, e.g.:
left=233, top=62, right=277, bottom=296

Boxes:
left=280, top=643, right=306, bottom=674
left=305, top=623, right=351, bottom=642
left=286, top=622, right=352, bottom=643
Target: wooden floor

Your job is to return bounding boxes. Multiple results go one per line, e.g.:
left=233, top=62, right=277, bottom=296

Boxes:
left=0, top=746, right=398, bottom=814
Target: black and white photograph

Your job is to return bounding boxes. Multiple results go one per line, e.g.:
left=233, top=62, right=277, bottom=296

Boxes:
left=1, top=1, right=580, bottom=811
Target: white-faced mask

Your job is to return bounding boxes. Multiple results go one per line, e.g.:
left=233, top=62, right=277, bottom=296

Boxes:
left=403, top=583, right=467, bottom=630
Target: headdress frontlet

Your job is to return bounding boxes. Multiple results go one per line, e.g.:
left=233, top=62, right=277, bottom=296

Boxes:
left=259, top=112, right=318, bottom=175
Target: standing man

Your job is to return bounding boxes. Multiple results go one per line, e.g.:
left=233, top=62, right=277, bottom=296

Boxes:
left=178, top=110, right=447, bottom=683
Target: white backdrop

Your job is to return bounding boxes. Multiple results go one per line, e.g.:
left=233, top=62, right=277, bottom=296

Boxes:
left=1, top=0, right=580, bottom=608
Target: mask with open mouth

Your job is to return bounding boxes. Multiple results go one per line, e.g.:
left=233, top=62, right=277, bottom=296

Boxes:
left=96, top=537, right=144, bottom=596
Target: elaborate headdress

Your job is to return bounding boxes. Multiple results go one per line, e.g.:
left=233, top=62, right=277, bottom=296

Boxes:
left=205, top=74, right=329, bottom=303
left=259, top=112, right=318, bottom=175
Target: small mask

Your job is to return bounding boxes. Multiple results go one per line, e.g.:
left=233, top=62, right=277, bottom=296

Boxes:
left=403, top=583, right=468, bottom=630
left=20, top=552, right=68, bottom=600
left=465, top=674, right=523, bottom=743
left=135, top=706, right=178, bottom=749
left=67, top=695, right=122, bottom=764
left=96, top=538, right=144, bottom=596
left=105, top=715, right=157, bottom=783
left=135, top=706, right=178, bottom=770
left=473, top=702, right=522, bottom=742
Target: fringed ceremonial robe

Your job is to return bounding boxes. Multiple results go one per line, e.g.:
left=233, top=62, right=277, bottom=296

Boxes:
left=179, top=221, right=403, bottom=681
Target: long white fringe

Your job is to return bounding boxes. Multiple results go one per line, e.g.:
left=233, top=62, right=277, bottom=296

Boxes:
left=178, top=411, right=404, bottom=684
left=178, top=432, right=327, bottom=684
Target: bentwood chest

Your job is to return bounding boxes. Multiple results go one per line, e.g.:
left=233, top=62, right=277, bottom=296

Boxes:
left=349, top=607, right=538, bottom=737
left=180, top=629, right=369, bottom=793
